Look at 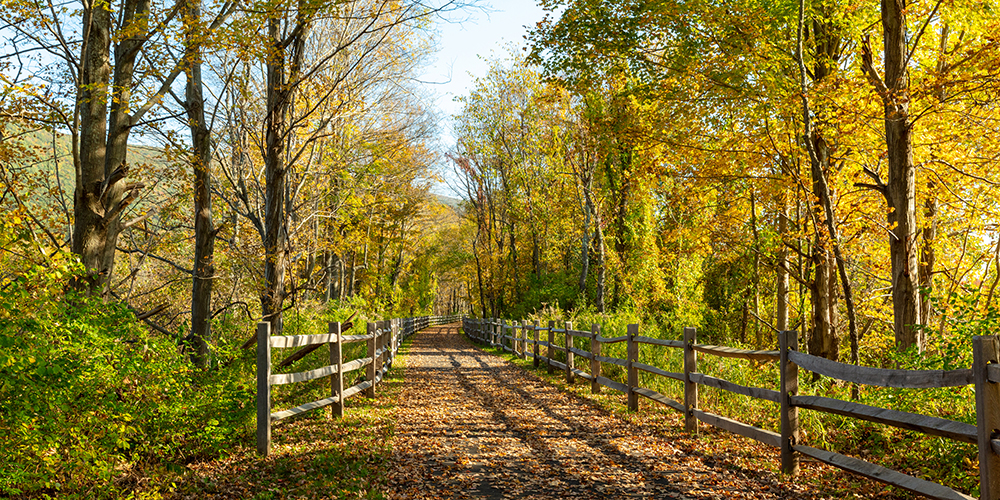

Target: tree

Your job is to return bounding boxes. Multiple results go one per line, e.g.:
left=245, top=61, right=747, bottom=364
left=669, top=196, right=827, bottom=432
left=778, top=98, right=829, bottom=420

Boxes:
left=859, top=0, right=921, bottom=351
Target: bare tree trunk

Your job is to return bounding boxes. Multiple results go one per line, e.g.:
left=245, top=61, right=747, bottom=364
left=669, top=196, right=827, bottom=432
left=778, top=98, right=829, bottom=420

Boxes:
left=593, top=202, right=607, bottom=314
left=337, top=255, right=346, bottom=301
left=73, top=1, right=112, bottom=291
left=98, top=0, right=152, bottom=293
left=324, top=251, right=333, bottom=303
left=807, top=136, right=839, bottom=363
left=795, top=0, right=859, bottom=367
left=262, top=16, right=289, bottom=333
left=861, top=0, right=922, bottom=351
left=776, top=195, right=789, bottom=333
left=507, top=218, right=517, bottom=301
left=474, top=233, right=486, bottom=318
left=750, top=190, right=761, bottom=347
left=185, top=0, right=215, bottom=367
left=740, top=300, right=749, bottom=344
left=532, top=232, right=540, bottom=278
left=808, top=244, right=837, bottom=364
left=919, top=185, right=936, bottom=342
left=827, top=251, right=840, bottom=345
left=349, top=250, right=357, bottom=297
left=579, top=184, right=590, bottom=292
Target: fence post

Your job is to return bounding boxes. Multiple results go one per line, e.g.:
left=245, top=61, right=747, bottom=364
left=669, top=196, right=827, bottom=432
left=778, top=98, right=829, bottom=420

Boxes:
left=532, top=320, right=540, bottom=368
left=547, top=320, right=555, bottom=374
left=392, top=318, right=399, bottom=357
left=683, top=327, right=698, bottom=434
left=256, top=322, right=271, bottom=456
left=565, top=321, right=575, bottom=383
left=330, top=322, right=344, bottom=418
left=513, top=321, right=519, bottom=357
left=493, top=319, right=499, bottom=348
left=779, top=329, right=799, bottom=475
left=627, top=324, right=639, bottom=411
left=379, top=320, right=388, bottom=373
left=514, top=321, right=528, bottom=359
left=975, top=335, right=1000, bottom=499
left=383, top=320, right=390, bottom=371
left=366, top=322, right=376, bottom=398
left=521, top=322, right=527, bottom=359
left=590, top=323, right=601, bottom=393
left=504, top=319, right=510, bottom=352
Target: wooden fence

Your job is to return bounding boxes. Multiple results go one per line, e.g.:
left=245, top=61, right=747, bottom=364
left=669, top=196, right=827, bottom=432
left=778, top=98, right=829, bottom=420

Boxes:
left=463, top=317, right=1000, bottom=500
left=256, top=314, right=459, bottom=455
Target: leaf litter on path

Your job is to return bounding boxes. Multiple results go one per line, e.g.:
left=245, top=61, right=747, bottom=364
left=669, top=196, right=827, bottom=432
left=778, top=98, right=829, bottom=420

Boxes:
left=386, top=324, right=915, bottom=500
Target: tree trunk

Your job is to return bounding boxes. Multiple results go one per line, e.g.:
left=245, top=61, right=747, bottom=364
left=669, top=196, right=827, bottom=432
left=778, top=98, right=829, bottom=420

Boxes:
left=873, top=0, right=922, bottom=351
left=262, top=16, right=289, bottom=333
left=807, top=135, right=839, bottom=363
left=98, top=0, right=152, bottom=294
left=919, top=186, right=937, bottom=348
left=579, top=184, right=590, bottom=293
left=73, top=0, right=112, bottom=291
left=532, top=232, right=541, bottom=278
left=185, top=0, right=215, bottom=367
left=349, top=250, right=357, bottom=297
left=594, top=202, right=607, bottom=314
left=324, top=251, right=333, bottom=303
left=750, top=190, right=761, bottom=348
left=795, top=0, right=859, bottom=368
left=808, top=244, right=838, bottom=363
left=776, top=195, right=789, bottom=333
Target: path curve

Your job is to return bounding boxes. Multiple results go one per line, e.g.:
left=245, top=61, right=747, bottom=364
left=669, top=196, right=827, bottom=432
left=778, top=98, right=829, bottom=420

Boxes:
left=387, top=324, right=823, bottom=500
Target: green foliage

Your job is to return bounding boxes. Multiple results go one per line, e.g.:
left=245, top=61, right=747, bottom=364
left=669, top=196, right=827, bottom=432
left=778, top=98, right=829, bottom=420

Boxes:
left=0, top=258, right=254, bottom=498
left=510, top=270, right=580, bottom=319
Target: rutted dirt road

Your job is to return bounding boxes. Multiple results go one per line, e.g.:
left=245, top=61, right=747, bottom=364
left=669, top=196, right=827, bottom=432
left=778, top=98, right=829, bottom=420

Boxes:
left=386, top=323, right=829, bottom=500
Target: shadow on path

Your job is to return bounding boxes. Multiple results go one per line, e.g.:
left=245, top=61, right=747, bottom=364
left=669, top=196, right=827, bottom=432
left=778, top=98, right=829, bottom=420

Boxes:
left=387, top=324, right=826, bottom=500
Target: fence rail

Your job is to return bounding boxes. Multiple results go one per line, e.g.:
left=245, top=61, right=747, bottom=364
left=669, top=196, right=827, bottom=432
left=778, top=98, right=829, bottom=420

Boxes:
left=256, top=314, right=459, bottom=455
left=462, top=317, right=998, bottom=500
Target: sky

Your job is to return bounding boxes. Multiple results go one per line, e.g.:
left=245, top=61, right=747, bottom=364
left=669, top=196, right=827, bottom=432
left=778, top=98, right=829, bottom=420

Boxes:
left=420, top=1, right=549, bottom=197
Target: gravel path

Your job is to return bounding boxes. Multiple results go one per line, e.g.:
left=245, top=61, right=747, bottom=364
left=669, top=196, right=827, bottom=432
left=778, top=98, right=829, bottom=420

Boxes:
left=386, top=323, right=826, bottom=500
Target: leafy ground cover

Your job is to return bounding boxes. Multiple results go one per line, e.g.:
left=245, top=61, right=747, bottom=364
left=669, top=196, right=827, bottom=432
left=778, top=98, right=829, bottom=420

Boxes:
left=153, top=342, right=409, bottom=500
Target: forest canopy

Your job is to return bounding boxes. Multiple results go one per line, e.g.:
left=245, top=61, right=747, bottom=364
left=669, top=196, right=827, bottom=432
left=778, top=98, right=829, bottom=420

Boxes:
left=451, top=0, right=1000, bottom=364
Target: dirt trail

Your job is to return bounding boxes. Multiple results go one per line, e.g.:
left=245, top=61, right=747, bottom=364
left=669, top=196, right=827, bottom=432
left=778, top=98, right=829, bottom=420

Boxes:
left=387, top=324, right=824, bottom=500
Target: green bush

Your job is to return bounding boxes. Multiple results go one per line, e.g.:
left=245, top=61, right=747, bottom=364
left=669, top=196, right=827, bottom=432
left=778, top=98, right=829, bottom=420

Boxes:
left=0, top=257, right=254, bottom=498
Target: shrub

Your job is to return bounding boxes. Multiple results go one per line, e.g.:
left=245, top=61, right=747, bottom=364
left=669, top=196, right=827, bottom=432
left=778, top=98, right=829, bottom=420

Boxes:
left=0, top=256, right=254, bottom=498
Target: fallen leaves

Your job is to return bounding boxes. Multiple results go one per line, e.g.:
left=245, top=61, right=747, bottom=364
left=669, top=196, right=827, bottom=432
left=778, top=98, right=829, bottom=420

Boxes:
left=386, top=325, right=913, bottom=500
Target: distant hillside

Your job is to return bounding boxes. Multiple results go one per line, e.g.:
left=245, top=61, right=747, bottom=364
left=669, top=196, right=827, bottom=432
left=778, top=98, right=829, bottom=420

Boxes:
left=3, top=124, right=179, bottom=231
left=434, top=194, right=462, bottom=208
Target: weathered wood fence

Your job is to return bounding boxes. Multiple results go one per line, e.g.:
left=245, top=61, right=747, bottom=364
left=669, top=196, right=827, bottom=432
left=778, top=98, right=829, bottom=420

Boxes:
left=463, top=317, right=1000, bottom=500
left=257, top=314, right=459, bottom=455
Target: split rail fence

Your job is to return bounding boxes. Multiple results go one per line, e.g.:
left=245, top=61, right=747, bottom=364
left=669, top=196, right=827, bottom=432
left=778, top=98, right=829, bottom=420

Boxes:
left=256, top=314, right=459, bottom=455
left=463, top=317, right=1000, bottom=500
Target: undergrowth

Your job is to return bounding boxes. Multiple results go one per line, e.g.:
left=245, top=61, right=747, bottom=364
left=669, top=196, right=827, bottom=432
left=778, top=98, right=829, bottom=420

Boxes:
left=0, top=255, right=415, bottom=499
